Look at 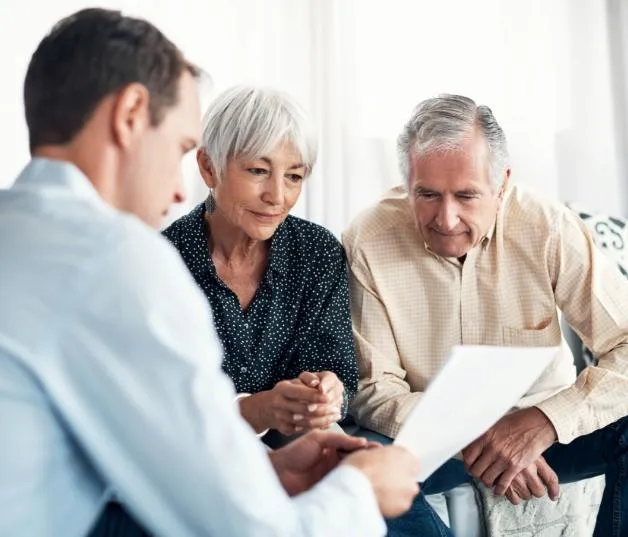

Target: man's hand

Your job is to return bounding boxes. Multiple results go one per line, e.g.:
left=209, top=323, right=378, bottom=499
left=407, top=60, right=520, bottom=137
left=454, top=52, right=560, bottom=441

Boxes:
left=462, top=407, right=557, bottom=496
left=342, top=445, right=420, bottom=518
left=239, top=380, right=330, bottom=436
left=269, top=430, right=375, bottom=496
left=298, top=371, right=344, bottom=428
left=503, top=456, right=560, bottom=505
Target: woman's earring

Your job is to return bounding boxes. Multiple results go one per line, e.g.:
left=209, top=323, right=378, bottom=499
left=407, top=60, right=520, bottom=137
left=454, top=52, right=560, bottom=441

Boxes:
left=205, top=190, right=216, bottom=214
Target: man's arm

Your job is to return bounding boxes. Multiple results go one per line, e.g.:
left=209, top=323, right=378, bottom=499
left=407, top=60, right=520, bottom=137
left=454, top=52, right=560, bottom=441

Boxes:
left=537, top=208, right=628, bottom=444
left=463, top=206, right=628, bottom=496
left=50, top=230, right=386, bottom=537
left=345, top=243, right=420, bottom=438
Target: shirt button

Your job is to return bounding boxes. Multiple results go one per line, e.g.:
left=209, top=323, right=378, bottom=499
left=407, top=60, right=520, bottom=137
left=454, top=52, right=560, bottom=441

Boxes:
left=240, top=366, right=248, bottom=373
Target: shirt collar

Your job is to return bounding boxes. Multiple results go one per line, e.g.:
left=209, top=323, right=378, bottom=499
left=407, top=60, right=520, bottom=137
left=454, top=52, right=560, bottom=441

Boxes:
left=180, top=203, right=218, bottom=280
left=267, top=220, right=289, bottom=277
left=15, top=157, right=105, bottom=204
left=483, top=186, right=511, bottom=246
left=482, top=218, right=496, bottom=246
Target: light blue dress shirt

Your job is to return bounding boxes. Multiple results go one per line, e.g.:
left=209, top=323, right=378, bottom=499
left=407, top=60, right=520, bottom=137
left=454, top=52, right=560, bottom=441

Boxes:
left=0, top=158, right=386, bottom=537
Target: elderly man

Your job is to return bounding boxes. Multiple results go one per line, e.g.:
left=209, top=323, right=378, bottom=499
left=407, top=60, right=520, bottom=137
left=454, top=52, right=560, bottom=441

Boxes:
left=0, top=8, right=420, bottom=537
left=343, top=93, right=628, bottom=537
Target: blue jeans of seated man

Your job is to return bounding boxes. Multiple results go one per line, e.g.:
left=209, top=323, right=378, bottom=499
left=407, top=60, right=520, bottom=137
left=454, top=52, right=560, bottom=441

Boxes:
left=355, top=415, right=628, bottom=537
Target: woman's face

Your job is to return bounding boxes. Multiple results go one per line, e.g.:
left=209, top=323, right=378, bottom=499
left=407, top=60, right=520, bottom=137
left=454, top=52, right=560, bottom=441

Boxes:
left=199, top=141, right=306, bottom=240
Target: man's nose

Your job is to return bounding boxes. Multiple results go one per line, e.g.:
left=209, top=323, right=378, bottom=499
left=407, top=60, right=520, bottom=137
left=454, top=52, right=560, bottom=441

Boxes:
left=435, top=201, right=459, bottom=231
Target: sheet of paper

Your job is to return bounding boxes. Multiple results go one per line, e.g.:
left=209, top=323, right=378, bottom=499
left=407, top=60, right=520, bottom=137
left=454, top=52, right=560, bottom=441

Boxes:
left=394, top=345, right=558, bottom=482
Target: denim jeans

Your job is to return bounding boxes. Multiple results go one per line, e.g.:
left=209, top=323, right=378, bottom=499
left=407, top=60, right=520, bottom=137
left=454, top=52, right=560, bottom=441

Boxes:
left=355, top=415, right=628, bottom=537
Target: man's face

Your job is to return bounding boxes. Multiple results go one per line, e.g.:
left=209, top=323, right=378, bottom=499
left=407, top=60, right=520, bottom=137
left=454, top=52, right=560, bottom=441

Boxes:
left=408, top=131, right=507, bottom=258
left=121, top=71, right=201, bottom=228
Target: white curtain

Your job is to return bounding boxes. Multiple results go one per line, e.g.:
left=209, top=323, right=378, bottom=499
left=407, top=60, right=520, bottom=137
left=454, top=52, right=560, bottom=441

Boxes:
left=607, top=0, right=628, bottom=215
left=2, top=0, right=627, bottom=231
left=553, top=0, right=626, bottom=216
left=133, top=0, right=628, bottom=229
left=158, top=0, right=396, bottom=236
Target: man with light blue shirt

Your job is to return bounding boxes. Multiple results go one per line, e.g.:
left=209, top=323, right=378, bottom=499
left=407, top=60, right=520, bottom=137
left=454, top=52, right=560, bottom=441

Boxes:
left=0, top=8, right=420, bottom=537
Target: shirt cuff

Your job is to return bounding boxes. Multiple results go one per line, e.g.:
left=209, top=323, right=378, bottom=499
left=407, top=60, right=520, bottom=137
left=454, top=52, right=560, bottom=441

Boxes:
left=340, top=390, right=349, bottom=419
left=353, top=392, right=421, bottom=439
left=535, top=385, right=589, bottom=444
left=293, top=465, right=386, bottom=537
left=234, top=393, right=269, bottom=438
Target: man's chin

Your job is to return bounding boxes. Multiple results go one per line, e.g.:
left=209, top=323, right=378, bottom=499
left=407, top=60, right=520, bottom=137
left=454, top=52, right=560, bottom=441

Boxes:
left=428, top=242, right=471, bottom=259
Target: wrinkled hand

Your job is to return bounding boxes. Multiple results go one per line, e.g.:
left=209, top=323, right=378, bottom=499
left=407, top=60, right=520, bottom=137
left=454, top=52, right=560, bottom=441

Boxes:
left=504, top=456, right=560, bottom=505
left=239, top=380, right=331, bottom=436
left=462, top=407, right=557, bottom=496
left=342, top=445, right=420, bottom=518
left=269, top=430, right=375, bottom=496
left=298, top=371, right=345, bottom=428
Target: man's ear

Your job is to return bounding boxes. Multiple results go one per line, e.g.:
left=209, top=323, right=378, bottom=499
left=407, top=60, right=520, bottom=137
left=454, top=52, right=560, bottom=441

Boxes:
left=111, top=83, right=151, bottom=149
left=498, top=168, right=511, bottom=201
left=197, top=148, right=218, bottom=188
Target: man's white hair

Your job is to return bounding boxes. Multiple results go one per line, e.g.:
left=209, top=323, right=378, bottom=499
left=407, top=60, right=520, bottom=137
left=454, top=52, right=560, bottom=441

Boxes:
left=201, top=85, right=318, bottom=179
left=397, top=94, right=509, bottom=189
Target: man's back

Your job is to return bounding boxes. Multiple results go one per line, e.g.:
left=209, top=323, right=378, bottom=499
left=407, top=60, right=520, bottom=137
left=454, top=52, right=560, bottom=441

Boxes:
left=0, top=158, right=227, bottom=536
left=0, top=159, right=122, bottom=535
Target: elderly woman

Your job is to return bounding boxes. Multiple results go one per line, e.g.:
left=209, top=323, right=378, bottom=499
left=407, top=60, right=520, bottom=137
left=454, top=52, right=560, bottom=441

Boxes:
left=163, top=86, right=357, bottom=440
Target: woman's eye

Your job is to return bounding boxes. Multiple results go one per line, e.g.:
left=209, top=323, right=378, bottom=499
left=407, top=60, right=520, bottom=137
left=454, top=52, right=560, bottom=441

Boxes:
left=247, top=168, right=269, bottom=176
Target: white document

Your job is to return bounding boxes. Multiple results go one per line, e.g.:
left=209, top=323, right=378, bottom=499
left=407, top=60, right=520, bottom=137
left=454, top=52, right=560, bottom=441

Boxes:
left=394, top=345, right=558, bottom=482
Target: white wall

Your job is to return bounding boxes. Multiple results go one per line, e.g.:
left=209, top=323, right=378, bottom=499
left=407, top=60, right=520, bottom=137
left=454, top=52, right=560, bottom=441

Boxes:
left=348, top=0, right=625, bottom=212
left=350, top=0, right=570, bottom=196
left=1, top=0, right=625, bottom=230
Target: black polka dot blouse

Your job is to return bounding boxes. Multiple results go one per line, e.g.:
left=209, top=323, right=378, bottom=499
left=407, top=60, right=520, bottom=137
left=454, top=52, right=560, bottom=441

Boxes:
left=162, top=203, right=358, bottom=418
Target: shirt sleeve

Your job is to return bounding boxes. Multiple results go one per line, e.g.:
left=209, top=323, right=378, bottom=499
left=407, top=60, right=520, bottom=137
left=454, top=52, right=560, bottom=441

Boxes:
left=290, top=240, right=359, bottom=418
left=536, top=208, right=628, bottom=444
left=48, top=227, right=386, bottom=537
left=344, top=239, right=420, bottom=438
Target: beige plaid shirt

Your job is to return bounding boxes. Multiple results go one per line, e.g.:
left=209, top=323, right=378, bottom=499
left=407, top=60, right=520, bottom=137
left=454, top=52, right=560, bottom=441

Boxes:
left=343, top=184, right=628, bottom=444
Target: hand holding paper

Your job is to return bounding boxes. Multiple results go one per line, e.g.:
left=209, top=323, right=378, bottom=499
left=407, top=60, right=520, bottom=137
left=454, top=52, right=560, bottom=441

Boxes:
left=394, top=345, right=558, bottom=482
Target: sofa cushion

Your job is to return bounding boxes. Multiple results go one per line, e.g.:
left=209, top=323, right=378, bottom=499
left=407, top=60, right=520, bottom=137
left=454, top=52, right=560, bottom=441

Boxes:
left=478, top=475, right=604, bottom=536
left=568, top=202, right=628, bottom=275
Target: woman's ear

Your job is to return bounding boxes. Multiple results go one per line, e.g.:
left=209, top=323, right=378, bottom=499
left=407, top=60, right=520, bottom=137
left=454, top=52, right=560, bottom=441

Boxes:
left=197, top=148, right=217, bottom=188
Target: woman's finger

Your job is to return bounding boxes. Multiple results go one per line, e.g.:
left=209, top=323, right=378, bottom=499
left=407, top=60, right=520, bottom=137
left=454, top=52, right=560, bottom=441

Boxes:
left=298, top=371, right=320, bottom=388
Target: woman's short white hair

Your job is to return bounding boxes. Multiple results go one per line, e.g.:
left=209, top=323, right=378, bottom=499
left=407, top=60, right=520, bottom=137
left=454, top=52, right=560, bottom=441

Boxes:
left=200, top=85, right=318, bottom=180
left=397, top=94, right=509, bottom=189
